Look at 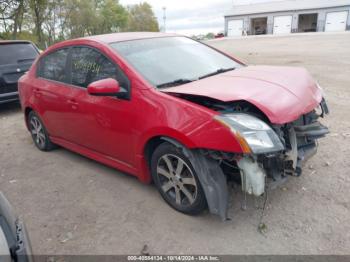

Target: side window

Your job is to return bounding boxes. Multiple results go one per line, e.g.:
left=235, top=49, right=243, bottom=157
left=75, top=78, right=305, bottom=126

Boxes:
left=71, top=47, right=129, bottom=89
left=38, top=49, right=69, bottom=82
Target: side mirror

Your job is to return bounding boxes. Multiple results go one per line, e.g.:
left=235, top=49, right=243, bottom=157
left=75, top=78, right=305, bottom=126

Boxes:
left=87, top=78, right=122, bottom=97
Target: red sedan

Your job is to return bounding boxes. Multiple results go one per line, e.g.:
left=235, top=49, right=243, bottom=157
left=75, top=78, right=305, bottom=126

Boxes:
left=18, top=33, right=329, bottom=220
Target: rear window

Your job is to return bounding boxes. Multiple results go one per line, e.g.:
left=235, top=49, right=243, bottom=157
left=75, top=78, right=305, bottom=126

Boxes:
left=37, top=49, right=69, bottom=83
left=0, top=43, right=38, bottom=65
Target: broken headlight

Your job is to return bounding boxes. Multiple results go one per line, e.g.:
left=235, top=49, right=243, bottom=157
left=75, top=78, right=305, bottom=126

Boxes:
left=214, top=113, right=284, bottom=154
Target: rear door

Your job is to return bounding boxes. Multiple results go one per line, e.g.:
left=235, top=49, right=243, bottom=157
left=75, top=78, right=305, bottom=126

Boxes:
left=273, top=15, right=292, bottom=34
left=325, top=11, right=348, bottom=32
left=0, top=42, right=39, bottom=97
left=35, top=48, right=72, bottom=137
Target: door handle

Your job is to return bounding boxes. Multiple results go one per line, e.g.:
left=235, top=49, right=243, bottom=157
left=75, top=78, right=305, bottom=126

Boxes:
left=67, top=99, right=79, bottom=110
left=67, top=99, right=78, bottom=105
left=33, top=88, right=42, bottom=98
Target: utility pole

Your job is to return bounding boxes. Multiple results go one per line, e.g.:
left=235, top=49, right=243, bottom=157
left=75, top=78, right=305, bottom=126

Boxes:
left=162, top=7, right=167, bottom=32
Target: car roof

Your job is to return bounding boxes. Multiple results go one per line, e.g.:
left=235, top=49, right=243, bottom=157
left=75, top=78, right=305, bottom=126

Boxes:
left=81, top=32, right=179, bottom=44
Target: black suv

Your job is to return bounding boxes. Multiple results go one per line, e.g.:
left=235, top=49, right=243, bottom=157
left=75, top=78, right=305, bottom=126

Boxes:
left=0, top=41, right=39, bottom=104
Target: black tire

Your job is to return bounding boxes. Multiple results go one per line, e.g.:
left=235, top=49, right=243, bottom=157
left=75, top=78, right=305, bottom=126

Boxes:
left=151, top=142, right=207, bottom=215
left=28, top=111, right=56, bottom=151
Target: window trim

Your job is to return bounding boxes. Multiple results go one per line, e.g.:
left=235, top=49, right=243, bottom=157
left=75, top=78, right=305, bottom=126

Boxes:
left=68, top=45, right=131, bottom=97
left=36, top=44, right=131, bottom=100
left=36, top=47, right=71, bottom=84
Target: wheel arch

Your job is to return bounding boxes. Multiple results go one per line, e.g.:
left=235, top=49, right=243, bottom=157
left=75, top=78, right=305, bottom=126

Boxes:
left=143, top=135, right=192, bottom=176
left=24, top=106, right=33, bottom=130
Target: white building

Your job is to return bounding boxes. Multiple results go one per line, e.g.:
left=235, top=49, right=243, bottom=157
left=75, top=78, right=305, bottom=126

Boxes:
left=225, top=0, right=350, bottom=36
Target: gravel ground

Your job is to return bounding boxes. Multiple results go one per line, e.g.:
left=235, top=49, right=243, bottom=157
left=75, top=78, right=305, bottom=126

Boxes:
left=0, top=32, right=349, bottom=255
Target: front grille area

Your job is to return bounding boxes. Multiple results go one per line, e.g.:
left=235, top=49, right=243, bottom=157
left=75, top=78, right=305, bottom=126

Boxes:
left=260, top=107, right=329, bottom=179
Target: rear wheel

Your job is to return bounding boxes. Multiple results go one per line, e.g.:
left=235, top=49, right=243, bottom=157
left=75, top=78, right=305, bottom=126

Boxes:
left=28, top=111, right=56, bottom=151
left=151, top=142, right=207, bottom=215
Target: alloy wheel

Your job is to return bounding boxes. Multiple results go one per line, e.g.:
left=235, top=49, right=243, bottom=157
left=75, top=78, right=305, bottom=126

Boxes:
left=156, top=154, right=198, bottom=206
left=30, top=116, right=46, bottom=149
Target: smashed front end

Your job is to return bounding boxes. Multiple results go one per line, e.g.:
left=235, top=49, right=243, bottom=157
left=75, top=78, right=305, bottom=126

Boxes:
left=191, top=98, right=330, bottom=220
left=213, top=98, right=329, bottom=198
left=260, top=99, right=329, bottom=184
left=166, top=91, right=329, bottom=220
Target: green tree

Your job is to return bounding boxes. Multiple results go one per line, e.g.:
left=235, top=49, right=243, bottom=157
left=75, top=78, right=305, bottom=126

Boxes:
left=0, top=0, right=158, bottom=47
left=126, top=2, right=159, bottom=32
left=98, top=0, right=128, bottom=34
left=29, top=0, right=48, bottom=47
left=12, top=0, right=25, bottom=39
left=63, top=0, right=97, bottom=38
left=64, top=0, right=128, bottom=38
left=0, top=0, right=26, bottom=38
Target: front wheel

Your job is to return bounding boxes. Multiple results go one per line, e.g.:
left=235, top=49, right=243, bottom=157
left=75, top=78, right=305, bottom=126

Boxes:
left=151, top=142, right=207, bottom=215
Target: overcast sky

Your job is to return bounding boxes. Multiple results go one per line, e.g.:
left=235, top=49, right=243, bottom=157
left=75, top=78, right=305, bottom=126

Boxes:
left=120, top=0, right=283, bottom=35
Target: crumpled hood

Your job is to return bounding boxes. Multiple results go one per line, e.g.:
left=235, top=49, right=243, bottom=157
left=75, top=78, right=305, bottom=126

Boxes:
left=162, top=66, right=323, bottom=124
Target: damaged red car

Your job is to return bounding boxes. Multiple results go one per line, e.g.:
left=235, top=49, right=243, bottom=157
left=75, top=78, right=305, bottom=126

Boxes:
left=18, top=33, right=329, bottom=220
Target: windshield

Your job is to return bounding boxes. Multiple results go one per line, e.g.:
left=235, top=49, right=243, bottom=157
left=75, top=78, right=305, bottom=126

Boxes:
left=0, top=43, right=38, bottom=65
left=110, top=37, right=242, bottom=88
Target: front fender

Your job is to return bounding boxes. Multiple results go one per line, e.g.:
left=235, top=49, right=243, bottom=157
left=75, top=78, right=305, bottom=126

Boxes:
left=136, top=120, right=244, bottom=157
left=136, top=126, right=197, bottom=155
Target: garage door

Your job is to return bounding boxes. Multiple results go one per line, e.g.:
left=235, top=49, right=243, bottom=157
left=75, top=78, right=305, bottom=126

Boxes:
left=273, top=15, right=292, bottom=34
left=227, top=20, right=243, bottom=37
left=325, top=11, right=348, bottom=32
